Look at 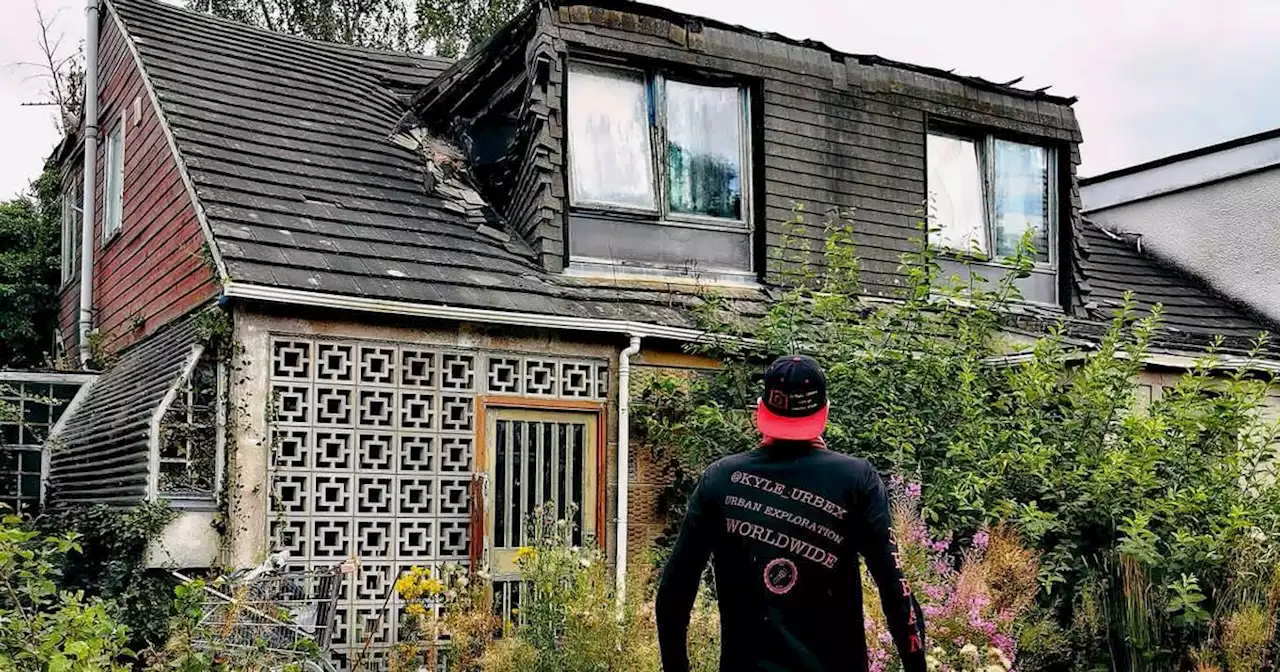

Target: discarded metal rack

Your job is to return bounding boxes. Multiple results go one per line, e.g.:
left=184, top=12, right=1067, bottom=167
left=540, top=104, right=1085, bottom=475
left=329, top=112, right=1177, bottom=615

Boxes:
left=174, top=562, right=352, bottom=671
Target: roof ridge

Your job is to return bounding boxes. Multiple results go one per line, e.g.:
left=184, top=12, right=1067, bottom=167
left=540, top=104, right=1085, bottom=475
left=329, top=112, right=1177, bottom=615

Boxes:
left=550, top=0, right=1077, bottom=105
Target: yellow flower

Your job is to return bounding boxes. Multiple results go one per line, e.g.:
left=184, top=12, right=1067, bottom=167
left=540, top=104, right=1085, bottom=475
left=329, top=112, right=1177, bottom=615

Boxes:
left=423, top=577, right=446, bottom=596
left=406, top=603, right=427, bottom=618
left=515, top=547, right=538, bottom=564
left=395, top=566, right=436, bottom=600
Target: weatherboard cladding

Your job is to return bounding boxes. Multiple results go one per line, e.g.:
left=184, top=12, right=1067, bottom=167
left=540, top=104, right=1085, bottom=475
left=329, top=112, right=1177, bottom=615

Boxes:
left=533, top=2, right=1082, bottom=296
left=55, top=8, right=217, bottom=360
left=48, top=312, right=202, bottom=506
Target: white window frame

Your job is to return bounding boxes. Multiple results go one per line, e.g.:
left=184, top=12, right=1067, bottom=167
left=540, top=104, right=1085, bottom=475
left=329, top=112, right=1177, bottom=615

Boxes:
left=60, top=182, right=83, bottom=284
left=103, top=121, right=125, bottom=244
left=927, top=129, right=1059, bottom=270
left=565, top=59, right=754, bottom=235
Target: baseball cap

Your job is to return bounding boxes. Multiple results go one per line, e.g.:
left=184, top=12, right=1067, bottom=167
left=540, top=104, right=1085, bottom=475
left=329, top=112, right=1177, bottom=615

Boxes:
left=756, top=355, right=829, bottom=440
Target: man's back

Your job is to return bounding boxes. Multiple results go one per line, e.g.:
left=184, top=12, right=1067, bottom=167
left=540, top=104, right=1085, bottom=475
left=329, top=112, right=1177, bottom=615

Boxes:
left=655, top=440, right=925, bottom=672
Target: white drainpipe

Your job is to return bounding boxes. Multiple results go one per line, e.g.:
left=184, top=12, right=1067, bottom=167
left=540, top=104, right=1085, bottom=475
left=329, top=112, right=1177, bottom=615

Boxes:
left=78, top=0, right=100, bottom=367
left=615, top=334, right=642, bottom=600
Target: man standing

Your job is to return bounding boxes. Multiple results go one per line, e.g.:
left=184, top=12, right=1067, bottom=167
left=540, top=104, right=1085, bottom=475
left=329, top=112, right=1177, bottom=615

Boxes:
left=656, top=355, right=926, bottom=672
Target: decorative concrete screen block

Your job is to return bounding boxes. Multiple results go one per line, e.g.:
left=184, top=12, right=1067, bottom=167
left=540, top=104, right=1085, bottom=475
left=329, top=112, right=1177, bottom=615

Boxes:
left=267, top=337, right=608, bottom=668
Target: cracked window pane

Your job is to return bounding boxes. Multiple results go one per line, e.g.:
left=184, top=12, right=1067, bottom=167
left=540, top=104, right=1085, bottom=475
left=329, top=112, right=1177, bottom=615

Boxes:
left=992, top=139, right=1051, bottom=262
left=926, top=133, right=986, bottom=255
left=665, top=80, right=743, bottom=220
left=567, top=63, right=656, bottom=210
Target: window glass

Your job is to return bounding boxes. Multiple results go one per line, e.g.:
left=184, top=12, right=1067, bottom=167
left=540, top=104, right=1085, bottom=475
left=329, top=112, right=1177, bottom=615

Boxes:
left=566, top=64, right=656, bottom=210
left=926, top=133, right=987, bottom=255
left=992, top=139, right=1050, bottom=262
left=158, top=349, right=218, bottom=497
left=104, top=124, right=124, bottom=240
left=61, top=182, right=82, bottom=282
left=665, top=80, right=743, bottom=220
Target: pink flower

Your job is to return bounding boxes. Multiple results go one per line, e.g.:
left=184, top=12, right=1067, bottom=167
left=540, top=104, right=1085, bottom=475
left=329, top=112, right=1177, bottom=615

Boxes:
left=953, top=637, right=966, bottom=647
left=869, top=662, right=885, bottom=672
left=973, top=530, right=990, bottom=550
left=889, top=474, right=904, bottom=491
left=906, top=482, right=922, bottom=500
left=993, top=634, right=1016, bottom=654
left=930, top=539, right=950, bottom=552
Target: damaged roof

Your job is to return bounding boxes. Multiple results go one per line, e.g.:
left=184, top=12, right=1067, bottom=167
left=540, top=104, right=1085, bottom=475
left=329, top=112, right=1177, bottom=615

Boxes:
left=110, top=0, right=767, bottom=330
left=1074, top=218, right=1276, bottom=352
left=108, top=0, right=1261, bottom=354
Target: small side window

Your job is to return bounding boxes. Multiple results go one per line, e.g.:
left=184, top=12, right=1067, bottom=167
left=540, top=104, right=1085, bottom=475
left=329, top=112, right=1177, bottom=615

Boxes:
left=103, top=122, right=125, bottom=242
left=60, top=179, right=83, bottom=283
left=157, top=348, right=221, bottom=501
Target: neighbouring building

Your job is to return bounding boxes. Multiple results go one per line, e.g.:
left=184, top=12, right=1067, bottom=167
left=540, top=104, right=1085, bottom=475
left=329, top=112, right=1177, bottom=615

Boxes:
left=1081, top=128, right=1280, bottom=324
left=34, top=0, right=1278, bottom=666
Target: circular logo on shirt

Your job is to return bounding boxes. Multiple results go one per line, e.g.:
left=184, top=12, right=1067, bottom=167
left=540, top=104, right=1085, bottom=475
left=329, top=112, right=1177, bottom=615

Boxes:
left=763, top=557, right=798, bottom=595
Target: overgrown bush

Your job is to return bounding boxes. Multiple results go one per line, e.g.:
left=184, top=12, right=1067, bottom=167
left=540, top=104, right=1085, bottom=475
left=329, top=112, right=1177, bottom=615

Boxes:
left=37, top=503, right=177, bottom=651
left=634, top=208, right=1280, bottom=669
left=480, top=506, right=720, bottom=672
left=0, top=510, right=132, bottom=671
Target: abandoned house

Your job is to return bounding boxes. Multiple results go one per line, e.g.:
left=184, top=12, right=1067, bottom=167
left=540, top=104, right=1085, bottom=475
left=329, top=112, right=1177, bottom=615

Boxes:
left=17, top=0, right=1278, bottom=664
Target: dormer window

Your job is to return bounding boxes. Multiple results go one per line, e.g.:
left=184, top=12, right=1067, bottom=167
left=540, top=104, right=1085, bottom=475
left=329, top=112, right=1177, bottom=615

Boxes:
left=927, top=132, right=1057, bottom=265
left=927, top=128, right=1060, bottom=304
left=565, top=60, right=753, bottom=280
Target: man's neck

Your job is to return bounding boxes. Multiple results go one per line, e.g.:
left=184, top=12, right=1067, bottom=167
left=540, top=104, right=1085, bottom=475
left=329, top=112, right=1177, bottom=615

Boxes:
left=759, top=436, right=826, bottom=453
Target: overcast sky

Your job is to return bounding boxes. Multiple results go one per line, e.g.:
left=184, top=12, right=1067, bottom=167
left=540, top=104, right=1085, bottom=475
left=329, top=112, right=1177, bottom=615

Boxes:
left=3, top=0, right=1279, bottom=199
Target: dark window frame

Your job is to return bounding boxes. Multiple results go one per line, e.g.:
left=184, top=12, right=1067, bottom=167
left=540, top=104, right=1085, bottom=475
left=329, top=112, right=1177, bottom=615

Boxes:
left=562, top=55, right=757, bottom=280
left=925, top=122, right=1060, bottom=270
left=924, top=117, right=1071, bottom=308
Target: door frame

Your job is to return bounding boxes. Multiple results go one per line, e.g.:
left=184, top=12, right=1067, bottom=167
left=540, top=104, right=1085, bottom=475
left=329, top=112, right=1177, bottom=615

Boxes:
left=472, top=396, right=609, bottom=570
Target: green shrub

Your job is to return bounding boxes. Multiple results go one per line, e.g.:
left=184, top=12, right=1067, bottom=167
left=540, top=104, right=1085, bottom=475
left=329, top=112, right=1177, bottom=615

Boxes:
left=0, top=510, right=131, bottom=671
left=36, top=503, right=177, bottom=651
left=634, top=208, right=1280, bottom=669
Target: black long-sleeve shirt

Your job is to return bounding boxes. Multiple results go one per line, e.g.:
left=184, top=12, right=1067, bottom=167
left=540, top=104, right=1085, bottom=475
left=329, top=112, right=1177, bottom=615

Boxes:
left=656, top=440, right=926, bottom=672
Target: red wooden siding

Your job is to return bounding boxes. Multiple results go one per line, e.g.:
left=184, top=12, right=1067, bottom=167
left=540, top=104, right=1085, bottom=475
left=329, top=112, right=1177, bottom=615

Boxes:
left=56, top=11, right=218, bottom=360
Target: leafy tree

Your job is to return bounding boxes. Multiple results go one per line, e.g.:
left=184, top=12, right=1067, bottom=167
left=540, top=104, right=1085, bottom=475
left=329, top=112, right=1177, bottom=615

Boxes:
left=0, top=165, right=61, bottom=368
left=188, top=0, right=530, bottom=57
left=187, top=0, right=419, bottom=51
left=416, top=0, right=529, bottom=58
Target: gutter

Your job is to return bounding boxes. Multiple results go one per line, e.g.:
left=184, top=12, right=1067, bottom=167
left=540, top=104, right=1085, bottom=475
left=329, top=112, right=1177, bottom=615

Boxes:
left=984, top=348, right=1280, bottom=373
left=220, top=282, right=752, bottom=344
left=78, top=0, right=100, bottom=366
left=615, top=335, right=642, bottom=601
